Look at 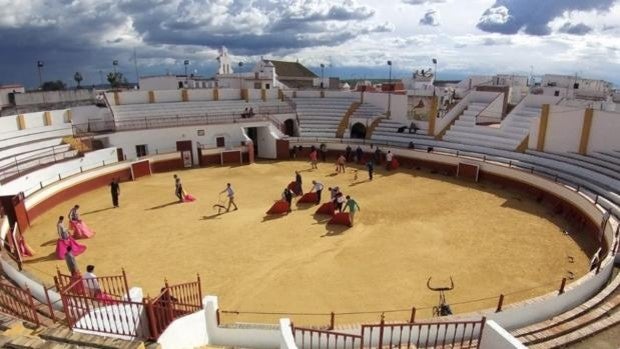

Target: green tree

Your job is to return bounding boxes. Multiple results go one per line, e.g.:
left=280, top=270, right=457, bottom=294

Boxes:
left=41, top=80, right=66, bottom=91
left=106, top=72, right=125, bottom=88
left=74, top=72, right=83, bottom=88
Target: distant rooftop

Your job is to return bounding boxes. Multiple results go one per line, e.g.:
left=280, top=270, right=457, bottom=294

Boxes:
left=264, top=60, right=318, bottom=78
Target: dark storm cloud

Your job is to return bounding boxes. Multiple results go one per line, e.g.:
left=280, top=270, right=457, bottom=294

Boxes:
left=558, top=22, right=593, bottom=35
left=477, top=0, right=617, bottom=35
left=0, top=0, right=386, bottom=87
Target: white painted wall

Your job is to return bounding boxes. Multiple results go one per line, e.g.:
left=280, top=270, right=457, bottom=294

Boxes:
left=97, top=121, right=274, bottom=162
left=219, top=89, right=240, bottom=101
left=478, top=93, right=504, bottom=121
left=188, top=89, right=213, bottom=102
left=543, top=106, right=584, bottom=153
left=363, top=93, right=408, bottom=123
left=255, top=125, right=279, bottom=159
left=14, top=89, right=94, bottom=106
left=480, top=320, right=526, bottom=348
left=587, top=110, right=620, bottom=153
left=71, top=105, right=113, bottom=125
left=155, top=90, right=182, bottom=103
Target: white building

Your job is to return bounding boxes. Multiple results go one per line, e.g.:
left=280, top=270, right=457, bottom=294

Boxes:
left=0, top=84, right=25, bottom=109
left=539, top=74, right=613, bottom=100
left=139, top=75, right=217, bottom=91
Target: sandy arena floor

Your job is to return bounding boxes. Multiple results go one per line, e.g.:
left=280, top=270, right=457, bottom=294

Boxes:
left=22, top=160, right=597, bottom=325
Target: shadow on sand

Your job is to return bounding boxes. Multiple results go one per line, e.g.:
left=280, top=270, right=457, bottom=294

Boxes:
left=147, top=201, right=182, bottom=210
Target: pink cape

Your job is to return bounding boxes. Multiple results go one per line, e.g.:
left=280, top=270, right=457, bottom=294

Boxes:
left=55, top=237, right=87, bottom=260
left=70, top=220, right=95, bottom=239
left=183, top=194, right=196, bottom=202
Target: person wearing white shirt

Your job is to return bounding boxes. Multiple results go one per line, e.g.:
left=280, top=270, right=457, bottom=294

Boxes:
left=220, top=183, right=238, bottom=211
left=311, top=180, right=324, bottom=205
left=83, top=265, right=101, bottom=296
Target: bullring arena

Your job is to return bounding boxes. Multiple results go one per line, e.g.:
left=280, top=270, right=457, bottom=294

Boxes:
left=0, top=88, right=618, bottom=349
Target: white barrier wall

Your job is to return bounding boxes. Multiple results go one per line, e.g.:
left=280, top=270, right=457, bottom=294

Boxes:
left=187, top=89, right=213, bottom=102
left=363, top=92, right=408, bottom=122
left=14, top=89, right=94, bottom=106
left=480, top=320, right=526, bottom=348
left=587, top=110, right=620, bottom=153
left=154, top=90, right=182, bottom=103
left=219, top=89, right=241, bottom=100
left=71, top=105, right=114, bottom=125
left=256, top=125, right=279, bottom=159
left=543, top=106, right=583, bottom=153
left=98, top=121, right=275, bottom=161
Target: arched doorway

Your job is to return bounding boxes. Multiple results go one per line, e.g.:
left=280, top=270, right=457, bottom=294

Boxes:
left=283, top=119, right=296, bottom=137
left=350, top=122, right=366, bottom=139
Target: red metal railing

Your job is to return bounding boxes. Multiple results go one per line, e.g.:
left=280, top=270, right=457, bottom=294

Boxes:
left=146, top=275, right=203, bottom=338
left=0, top=282, right=40, bottom=326
left=293, top=326, right=363, bottom=349
left=360, top=317, right=486, bottom=349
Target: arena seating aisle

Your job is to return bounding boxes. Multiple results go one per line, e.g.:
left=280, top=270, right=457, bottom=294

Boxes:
left=111, top=99, right=289, bottom=121
left=294, top=97, right=356, bottom=138
left=370, top=119, right=433, bottom=143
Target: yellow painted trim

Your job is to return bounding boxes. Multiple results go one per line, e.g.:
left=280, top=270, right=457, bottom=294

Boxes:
left=516, top=135, right=529, bottom=152
left=536, top=104, right=550, bottom=151
left=66, top=110, right=73, bottom=123
left=261, top=89, right=266, bottom=102
left=43, top=111, right=52, bottom=126
left=428, top=95, right=438, bottom=136
left=181, top=89, right=189, bottom=102
left=148, top=91, right=155, bottom=103
left=113, top=91, right=120, bottom=105
left=579, top=108, right=594, bottom=155
left=17, top=114, right=25, bottom=130
left=213, top=88, right=219, bottom=101
left=241, top=89, right=249, bottom=102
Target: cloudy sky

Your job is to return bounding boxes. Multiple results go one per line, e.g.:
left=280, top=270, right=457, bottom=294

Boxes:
left=1, top=0, right=619, bottom=88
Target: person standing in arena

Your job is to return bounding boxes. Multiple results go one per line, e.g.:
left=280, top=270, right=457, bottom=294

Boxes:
left=295, top=171, right=303, bottom=195
left=337, top=154, right=346, bottom=173
left=220, top=183, right=238, bottom=211
left=320, top=143, right=327, bottom=162
left=282, top=187, right=293, bottom=212
left=310, top=148, right=319, bottom=169
left=174, top=175, right=183, bottom=202
left=366, top=160, right=374, bottom=180
left=311, top=180, right=324, bottom=205
left=342, top=195, right=361, bottom=226
left=386, top=151, right=394, bottom=170
left=110, top=178, right=120, bottom=208
left=355, top=146, right=364, bottom=164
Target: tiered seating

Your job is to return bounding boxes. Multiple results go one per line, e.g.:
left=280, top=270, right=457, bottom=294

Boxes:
left=350, top=103, right=384, bottom=119
left=511, top=271, right=620, bottom=348
left=0, top=126, right=78, bottom=183
left=370, top=119, right=432, bottom=144
left=294, top=97, right=356, bottom=138
left=111, top=100, right=289, bottom=120
left=443, top=103, right=542, bottom=151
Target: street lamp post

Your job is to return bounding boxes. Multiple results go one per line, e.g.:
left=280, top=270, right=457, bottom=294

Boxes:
left=113, top=60, right=118, bottom=74
left=387, top=60, right=392, bottom=117
left=184, top=60, right=190, bottom=88
left=432, top=58, right=437, bottom=97
left=36, top=61, right=44, bottom=89
left=320, top=63, right=325, bottom=89
left=238, top=62, right=244, bottom=89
